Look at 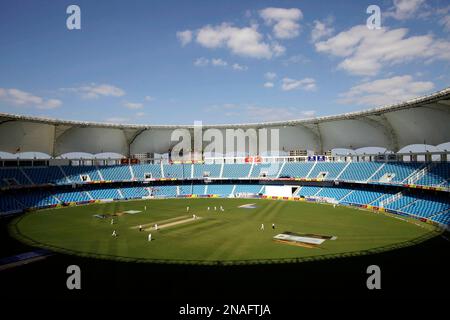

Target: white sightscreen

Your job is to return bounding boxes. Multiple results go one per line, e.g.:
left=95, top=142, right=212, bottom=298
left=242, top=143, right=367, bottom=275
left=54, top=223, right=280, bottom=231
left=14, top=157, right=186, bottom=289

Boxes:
left=264, top=185, right=293, bottom=197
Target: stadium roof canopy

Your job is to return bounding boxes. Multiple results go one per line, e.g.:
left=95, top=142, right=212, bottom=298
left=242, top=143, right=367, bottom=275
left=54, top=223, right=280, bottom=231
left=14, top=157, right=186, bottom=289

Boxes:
left=1, top=87, right=449, bottom=157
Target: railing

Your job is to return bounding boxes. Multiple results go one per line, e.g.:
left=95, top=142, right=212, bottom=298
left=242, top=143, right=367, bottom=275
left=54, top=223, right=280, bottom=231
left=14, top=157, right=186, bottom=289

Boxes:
left=379, top=192, right=403, bottom=208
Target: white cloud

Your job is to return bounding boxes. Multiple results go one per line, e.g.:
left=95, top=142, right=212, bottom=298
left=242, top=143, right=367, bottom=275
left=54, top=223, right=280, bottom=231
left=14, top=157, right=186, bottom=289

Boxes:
left=265, top=72, right=277, bottom=80
left=176, top=30, right=193, bottom=46
left=282, top=54, right=310, bottom=66
left=194, top=57, right=247, bottom=71
left=338, top=75, right=434, bottom=106
left=271, top=42, right=286, bottom=56
left=440, top=15, right=450, bottom=31
left=245, top=106, right=315, bottom=121
left=211, top=58, right=228, bottom=66
left=123, top=102, right=143, bottom=109
left=260, top=8, right=303, bottom=39
left=232, top=63, right=248, bottom=71
left=206, top=103, right=316, bottom=122
left=195, top=23, right=281, bottom=59
left=385, top=0, right=425, bottom=20
left=281, top=78, right=317, bottom=91
left=194, top=57, right=209, bottom=67
left=144, top=96, right=154, bottom=102
left=311, top=18, right=334, bottom=42
left=263, top=82, right=274, bottom=88
left=315, top=25, right=450, bottom=76
left=0, top=88, right=62, bottom=109
left=62, top=83, right=125, bottom=99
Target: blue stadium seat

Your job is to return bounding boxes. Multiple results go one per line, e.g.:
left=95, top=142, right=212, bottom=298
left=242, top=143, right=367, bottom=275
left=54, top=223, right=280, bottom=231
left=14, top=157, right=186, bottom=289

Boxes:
left=278, top=162, right=314, bottom=178
left=222, top=164, right=251, bottom=178
left=298, top=186, right=322, bottom=197
left=308, top=162, right=346, bottom=180
left=416, top=163, right=450, bottom=187
left=98, top=166, right=132, bottom=181
left=250, top=163, right=282, bottom=178
left=339, top=162, right=382, bottom=181
left=23, top=167, right=66, bottom=185
left=121, top=187, right=148, bottom=198
left=55, top=190, right=90, bottom=203
left=0, top=168, right=30, bottom=186
left=316, top=187, right=352, bottom=201
left=207, top=184, right=234, bottom=195
left=193, top=164, right=221, bottom=178
left=89, top=188, right=121, bottom=200
left=0, top=194, right=23, bottom=212
left=151, top=185, right=177, bottom=197
left=62, top=166, right=101, bottom=182
left=369, top=162, right=423, bottom=183
left=132, top=164, right=162, bottom=180
left=163, top=164, right=186, bottom=179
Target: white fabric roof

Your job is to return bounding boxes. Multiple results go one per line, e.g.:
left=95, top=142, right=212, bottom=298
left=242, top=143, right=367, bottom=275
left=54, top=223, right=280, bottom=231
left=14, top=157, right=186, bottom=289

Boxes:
left=1, top=87, right=449, bottom=156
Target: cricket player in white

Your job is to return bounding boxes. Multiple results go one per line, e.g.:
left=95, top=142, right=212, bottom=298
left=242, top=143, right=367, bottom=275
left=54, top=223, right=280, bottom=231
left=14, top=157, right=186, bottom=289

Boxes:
left=207, top=207, right=210, bottom=211
left=112, top=230, right=117, bottom=237
left=154, top=223, right=158, bottom=230
left=111, top=218, right=114, bottom=225
left=187, top=206, right=190, bottom=212
left=260, top=223, right=264, bottom=231
left=148, top=233, right=152, bottom=241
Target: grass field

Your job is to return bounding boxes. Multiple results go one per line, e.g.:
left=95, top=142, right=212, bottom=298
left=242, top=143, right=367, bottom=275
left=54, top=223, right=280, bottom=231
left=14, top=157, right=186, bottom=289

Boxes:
left=10, top=198, right=438, bottom=264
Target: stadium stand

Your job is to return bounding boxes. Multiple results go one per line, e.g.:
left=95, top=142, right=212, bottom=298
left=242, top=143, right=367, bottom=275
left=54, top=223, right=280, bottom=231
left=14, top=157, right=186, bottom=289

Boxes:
left=0, top=168, right=30, bottom=186
left=299, top=186, right=322, bottom=197
left=98, top=165, right=132, bottom=181
left=279, top=162, right=314, bottom=178
left=416, top=162, right=450, bottom=187
left=121, top=187, right=149, bottom=198
left=308, top=162, right=347, bottom=180
left=222, top=164, right=251, bottom=178
left=89, top=188, right=121, bottom=200
left=193, top=164, right=221, bottom=178
left=163, top=164, right=185, bottom=179
left=54, top=190, right=90, bottom=203
left=250, top=163, right=282, bottom=178
left=1, top=162, right=449, bottom=227
left=151, top=185, right=177, bottom=197
left=62, top=166, right=101, bottom=183
left=339, top=162, right=383, bottom=182
left=132, top=164, right=162, bottom=180
left=369, top=162, right=423, bottom=183
left=207, top=184, right=234, bottom=195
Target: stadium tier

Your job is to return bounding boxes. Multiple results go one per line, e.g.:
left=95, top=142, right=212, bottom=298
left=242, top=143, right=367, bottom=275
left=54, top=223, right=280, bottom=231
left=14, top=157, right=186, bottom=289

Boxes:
left=1, top=162, right=449, bottom=228
left=1, top=162, right=450, bottom=187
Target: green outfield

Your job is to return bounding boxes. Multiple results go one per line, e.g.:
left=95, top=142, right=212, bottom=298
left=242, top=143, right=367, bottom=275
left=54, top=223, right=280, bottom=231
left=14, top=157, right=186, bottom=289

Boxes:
left=10, top=198, right=439, bottom=264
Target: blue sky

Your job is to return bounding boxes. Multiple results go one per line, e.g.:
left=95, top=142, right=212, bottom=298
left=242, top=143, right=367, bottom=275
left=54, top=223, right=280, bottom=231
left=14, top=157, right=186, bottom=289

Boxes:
left=0, top=0, right=449, bottom=125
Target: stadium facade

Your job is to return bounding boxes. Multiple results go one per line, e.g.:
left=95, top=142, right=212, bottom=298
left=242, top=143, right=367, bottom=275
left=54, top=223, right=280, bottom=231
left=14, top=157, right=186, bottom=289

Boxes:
left=0, top=88, right=449, bottom=230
